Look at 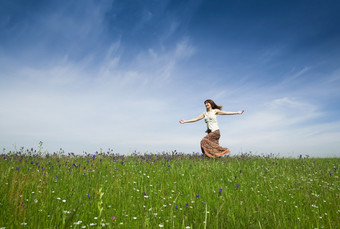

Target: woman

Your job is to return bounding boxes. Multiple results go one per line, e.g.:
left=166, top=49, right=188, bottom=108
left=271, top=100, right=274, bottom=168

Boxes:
left=179, top=99, right=244, bottom=158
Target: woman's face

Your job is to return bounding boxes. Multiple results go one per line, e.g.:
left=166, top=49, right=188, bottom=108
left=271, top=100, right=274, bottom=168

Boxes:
left=205, top=102, right=212, bottom=110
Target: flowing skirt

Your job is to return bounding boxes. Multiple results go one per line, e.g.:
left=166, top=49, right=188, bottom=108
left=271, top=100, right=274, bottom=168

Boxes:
left=200, top=130, right=230, bottom=158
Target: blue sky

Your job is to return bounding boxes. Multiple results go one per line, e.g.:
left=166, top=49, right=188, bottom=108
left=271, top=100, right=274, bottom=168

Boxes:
left=1, top=0, right=340, bottom=157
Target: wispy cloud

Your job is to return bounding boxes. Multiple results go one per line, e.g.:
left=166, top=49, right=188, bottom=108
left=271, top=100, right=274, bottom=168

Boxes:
left=0, top=33, right=198, bottom=154
left=218, top=95, right=340, bottom=157
left=0, top=0, right=339, bottom=157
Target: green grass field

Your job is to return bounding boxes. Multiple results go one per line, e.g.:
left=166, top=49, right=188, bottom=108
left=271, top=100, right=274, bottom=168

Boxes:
left=0, top=148, right=339, bottom=228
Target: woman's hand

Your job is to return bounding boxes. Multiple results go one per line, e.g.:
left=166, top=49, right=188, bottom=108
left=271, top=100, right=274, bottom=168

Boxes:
left=179, top=120, right=185, bottom=124
left=239, top=110, right=244, bottom=114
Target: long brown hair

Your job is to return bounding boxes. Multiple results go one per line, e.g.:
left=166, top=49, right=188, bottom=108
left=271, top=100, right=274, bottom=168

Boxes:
left=204, top=99, right=223, bottom=110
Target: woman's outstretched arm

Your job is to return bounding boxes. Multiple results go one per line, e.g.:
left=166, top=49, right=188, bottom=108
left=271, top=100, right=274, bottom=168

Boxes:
left=216, top=110, right=244, bottom=115
left=179, top=113, right=204, bottom=124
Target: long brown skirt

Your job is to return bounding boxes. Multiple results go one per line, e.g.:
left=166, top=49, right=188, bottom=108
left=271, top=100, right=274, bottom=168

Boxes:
left=200, top=130, right=230, bottom=158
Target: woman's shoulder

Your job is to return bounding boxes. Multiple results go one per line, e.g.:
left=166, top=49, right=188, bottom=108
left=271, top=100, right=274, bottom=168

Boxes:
left=213, top=109, right=221, bottom=114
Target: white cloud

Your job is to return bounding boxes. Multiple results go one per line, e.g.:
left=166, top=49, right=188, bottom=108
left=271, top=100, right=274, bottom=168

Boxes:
left=175, top=38, right=196, bottom=59
left=0, top=37, right=199, bottom=154
left=1, top=53, right=339, bottom=157
left=1, top=0, right=339, bottom=157
left=218, top=97, right=340, bottom=157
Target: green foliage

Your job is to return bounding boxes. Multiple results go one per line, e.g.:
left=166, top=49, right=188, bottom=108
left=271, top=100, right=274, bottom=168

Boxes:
left=0, top=150, right=339, bottom=228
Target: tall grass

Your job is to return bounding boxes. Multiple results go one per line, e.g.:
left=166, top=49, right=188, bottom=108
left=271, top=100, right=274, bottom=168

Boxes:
left=0, top=148, right=339, bottom=228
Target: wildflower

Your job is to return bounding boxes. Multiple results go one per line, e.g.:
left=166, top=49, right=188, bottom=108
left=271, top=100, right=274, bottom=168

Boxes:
left=219, top=188, right=223, bottom=194
left=159, top=224, right=164, bottom=228
left=16, top=167, right=19, bottom=171
left=236, top=184, right=240, bottom=189
left=196, top=194, right=200, bottom=198
left=185, top=203, right=189, bottom=207
left=330, top=172, right=333, bottom=176
left=111, top=216, right=115, bottom=220
left=87, top=194, right=90, bottom=198
left=62, top=199, right=66, bottom=203
left=175, top=205, right=178, bottom=209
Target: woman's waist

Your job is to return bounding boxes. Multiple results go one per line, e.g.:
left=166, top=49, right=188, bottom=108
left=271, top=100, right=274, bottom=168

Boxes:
left=206, top=128, right=220, bottom=133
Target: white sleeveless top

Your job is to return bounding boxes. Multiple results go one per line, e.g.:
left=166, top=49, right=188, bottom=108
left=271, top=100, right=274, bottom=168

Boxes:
left=204, top=109, right=219, bottom=132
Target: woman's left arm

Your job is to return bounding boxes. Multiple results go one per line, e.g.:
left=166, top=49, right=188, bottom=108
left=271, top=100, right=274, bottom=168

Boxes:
left=216, top=110, right=244, bottom=115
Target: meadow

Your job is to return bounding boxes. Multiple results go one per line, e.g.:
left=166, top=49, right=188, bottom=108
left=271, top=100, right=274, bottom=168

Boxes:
left=0, top=147, right=339, bottom=229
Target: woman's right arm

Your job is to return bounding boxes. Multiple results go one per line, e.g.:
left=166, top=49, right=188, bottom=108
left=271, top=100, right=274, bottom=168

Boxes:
left=179, top=113, right=204, bottom=124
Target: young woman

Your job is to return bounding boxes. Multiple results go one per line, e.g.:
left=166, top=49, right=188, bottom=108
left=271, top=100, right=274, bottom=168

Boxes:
left=179, top=99, right=244, bottom=158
